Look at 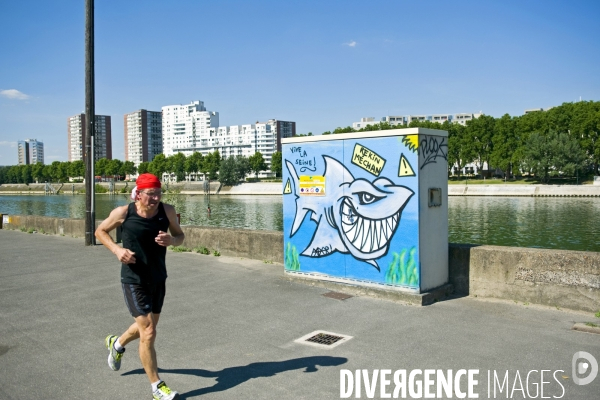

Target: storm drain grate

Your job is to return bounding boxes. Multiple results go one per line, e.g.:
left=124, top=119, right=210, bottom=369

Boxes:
left=306, top=333, right=344, bottom=345
left=294, top=330, right=353, bottom=349
left=322, top=291, right=353, bottom=300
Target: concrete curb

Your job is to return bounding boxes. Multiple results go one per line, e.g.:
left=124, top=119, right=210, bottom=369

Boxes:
left=572, top=322, right=600, bottom=335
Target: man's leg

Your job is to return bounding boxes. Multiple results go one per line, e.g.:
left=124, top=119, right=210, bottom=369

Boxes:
left=135, top=313, right=161, bottom=383
left=119, top=314, right=160, bottom=347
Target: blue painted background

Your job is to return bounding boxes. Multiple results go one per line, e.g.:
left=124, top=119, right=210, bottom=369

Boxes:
left=282, top=135, right=421, bottom=290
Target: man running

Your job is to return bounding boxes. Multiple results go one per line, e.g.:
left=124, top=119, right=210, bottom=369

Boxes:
left=95, top=173, right=185, bottom=400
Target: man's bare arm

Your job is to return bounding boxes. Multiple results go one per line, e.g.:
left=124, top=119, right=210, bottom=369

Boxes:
left=95, top=205, right=136, bottom=264
left=155, top=203, right=185, bottom=247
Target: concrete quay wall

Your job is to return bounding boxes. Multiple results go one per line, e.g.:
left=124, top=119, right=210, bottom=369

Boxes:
left=2, top=214, right=598, bottom=313
left=448, top=184, right=600, bottom=197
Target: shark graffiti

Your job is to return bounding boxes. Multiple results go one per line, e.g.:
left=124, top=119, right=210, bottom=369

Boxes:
left=285, top=156, right=414, bottom=271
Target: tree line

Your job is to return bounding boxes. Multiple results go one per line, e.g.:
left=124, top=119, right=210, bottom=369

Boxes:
left=0, top=150, right=280, bottom=186
left=317, top=101, right=600, bottom=182
left=3, top=101, right=597, bottom=185
left=0, top=159, right=136, bottom=185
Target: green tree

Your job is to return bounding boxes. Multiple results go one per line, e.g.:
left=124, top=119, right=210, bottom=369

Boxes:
left=137, top=161, right=150, bottom=175
left=464, top=114, right=495, bottom=174
left=523, top=131, right=587, bottom=182
left=148, top=154, right=168, bottom=181
left=218, top=156, right=238, bottom=186
left=248, top=151, right=267, bottom=179
left=32, top=162, right=46, bottom=183
left=95, top=158, right=110, bottom=178
left=120, top=161, right=136, bottom=179
left=68, top=160, right=85, bottom=180
left=234, top=155, right=251, bottom=182
left=106, top=159, right=123, bottom=180
left=167, top=152, right=187, bottom=182
left=20, top=164, right=33, bottom=184
left=203, top=150, right=221, bottom=180
left=490, top=114, right=520, bottom=177
left=185, top=151, right=204, bottom=180
left=270, top=151, right=282, bottom=177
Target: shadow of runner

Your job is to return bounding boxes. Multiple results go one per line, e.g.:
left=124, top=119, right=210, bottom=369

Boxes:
left=122, top=356, right=347, bottom=398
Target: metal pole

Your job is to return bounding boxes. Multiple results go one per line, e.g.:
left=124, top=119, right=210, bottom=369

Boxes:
left=85, top=0, right=96, bottom=245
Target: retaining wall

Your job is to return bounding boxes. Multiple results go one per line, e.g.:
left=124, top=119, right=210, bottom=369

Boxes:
left=2, top=214, right=598, bottom=312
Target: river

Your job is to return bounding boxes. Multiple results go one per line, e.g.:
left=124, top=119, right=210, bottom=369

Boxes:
left=0, top=194, right=598, bottom=252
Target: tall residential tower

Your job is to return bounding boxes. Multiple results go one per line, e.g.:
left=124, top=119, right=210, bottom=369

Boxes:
left=124, top=109, right=162, bottom=168
left=17, top=139, right=44, bottom=165
left=67, top=114, right=112, bottom=162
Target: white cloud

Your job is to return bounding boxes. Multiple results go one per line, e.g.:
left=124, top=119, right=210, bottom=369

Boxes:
left=0, top=89, right=30, bottom=100
left=344, top=41, right=357, bottom=47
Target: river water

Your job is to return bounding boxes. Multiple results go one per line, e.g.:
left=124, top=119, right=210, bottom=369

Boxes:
left=0, top=194, right=598, bottom=252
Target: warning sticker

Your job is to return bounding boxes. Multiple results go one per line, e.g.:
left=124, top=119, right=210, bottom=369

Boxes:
left=299, top=175, right=326, bottom=196
left=284, top=178, right=292, bottom=194
left=398, top=154, right=416, bottom=177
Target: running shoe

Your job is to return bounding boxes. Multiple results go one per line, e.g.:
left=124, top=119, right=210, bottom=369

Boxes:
left=104, top=335, right=125, bottom=371
left=152, top=381, right=180, bottom=400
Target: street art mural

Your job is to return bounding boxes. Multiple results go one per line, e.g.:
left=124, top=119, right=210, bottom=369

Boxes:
left=283, top=135, right=426, bottom=289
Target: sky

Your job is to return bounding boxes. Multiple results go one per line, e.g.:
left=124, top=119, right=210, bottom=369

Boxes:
left=1, top=0, right=599, bottom=165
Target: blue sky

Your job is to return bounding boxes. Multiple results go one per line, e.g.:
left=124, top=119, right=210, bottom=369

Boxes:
left=1, top=0, right=599, bottom=165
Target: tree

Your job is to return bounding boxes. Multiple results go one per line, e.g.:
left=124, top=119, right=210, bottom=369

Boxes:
left=120, top=161, right=136, bottom=179
left=32, top=162, right=46, bottom=183
left=270, top=151, right=282, bottom=177
left=523, top=131, right=587, bottom=182
left=464, top=114, right=495, bottom=174
left=95, top=158, right=110, bottom=178
left=218, top=156, right=238, bottom=186
left=490, top=114, right=519, bottom=177
left=167, top=152, right=187, bottom=182
left=138, top=161, right=150, bottom=175
left=20, top=164, right=33, bottom=184
left=202, top=150, right=221, bottom=180
left=234, top=155, right=251, bottom=182
left=106, top=159, right=123, bottom=180
left=68, top=160, right=85, bottom=180
left=185, top=151, right=204, bottom=180
left=248, top=152, right=267, bottom=179
left=148, top=154, right=168, bottom=181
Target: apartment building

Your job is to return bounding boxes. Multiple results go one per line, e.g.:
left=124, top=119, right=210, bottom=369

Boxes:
left=124, top=109, right=162, bottom=168
left=17, top=139, right=44, bottom=165
left=162, top=100, right=295, bottom=177
left=161, top=101, right=219, bottom=157
left=353, top=112, right=483, bottom=128
left=67, top=114, right=112, bottom=162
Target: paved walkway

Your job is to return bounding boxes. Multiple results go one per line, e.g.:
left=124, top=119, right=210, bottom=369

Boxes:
left=0, top=229, right=598, bottom=399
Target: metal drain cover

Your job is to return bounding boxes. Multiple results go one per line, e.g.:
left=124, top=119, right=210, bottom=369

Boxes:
left=294, top=330, right=353, bottom=349
left=322, top=291, right=353, bottom=300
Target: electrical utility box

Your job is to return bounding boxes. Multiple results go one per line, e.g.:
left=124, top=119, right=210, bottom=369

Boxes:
left=281, top=128, right=448, bottom=293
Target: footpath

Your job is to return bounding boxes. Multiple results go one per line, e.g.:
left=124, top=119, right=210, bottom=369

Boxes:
left=0, top=229, right=599, bottom=399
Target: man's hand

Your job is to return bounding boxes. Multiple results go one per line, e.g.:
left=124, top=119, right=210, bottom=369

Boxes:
left=155, top=230, right=172, bottom=247
left=116, top=247, right=136, bottom=264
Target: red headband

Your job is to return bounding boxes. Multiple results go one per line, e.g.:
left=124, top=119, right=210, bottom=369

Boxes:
left=136, top=173, right=161, bottom=190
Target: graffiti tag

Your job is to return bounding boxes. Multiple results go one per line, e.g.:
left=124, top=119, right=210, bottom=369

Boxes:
left=419, top=136, right=448, bottom=169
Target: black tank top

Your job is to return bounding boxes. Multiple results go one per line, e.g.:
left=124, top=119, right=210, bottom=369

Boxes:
left=120, top=202, right=170, bottom=284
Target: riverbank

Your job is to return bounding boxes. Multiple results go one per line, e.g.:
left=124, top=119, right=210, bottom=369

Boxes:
left=2, top=181, right=600, bottom=196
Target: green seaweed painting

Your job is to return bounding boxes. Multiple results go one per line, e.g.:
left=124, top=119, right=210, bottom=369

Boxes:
left=385, top=247, right=419, bottom=287
left=285, top=242, right=301, bottom=271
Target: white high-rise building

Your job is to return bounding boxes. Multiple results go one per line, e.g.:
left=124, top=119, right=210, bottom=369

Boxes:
left=161, top=101, right=219, bottom=157
left=17, top=139, right=44, bottom=165
left=124, top=109, right=162, bottom=168
left=67, top=114, right=112, bottom=162
left=162, top=100, right=295, bottom=177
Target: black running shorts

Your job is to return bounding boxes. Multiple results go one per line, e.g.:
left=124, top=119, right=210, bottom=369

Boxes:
left=121, top=281, right=166, bottom=318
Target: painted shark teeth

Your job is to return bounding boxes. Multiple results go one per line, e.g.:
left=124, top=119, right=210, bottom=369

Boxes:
left=340, top=199, right=400, bottom=253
